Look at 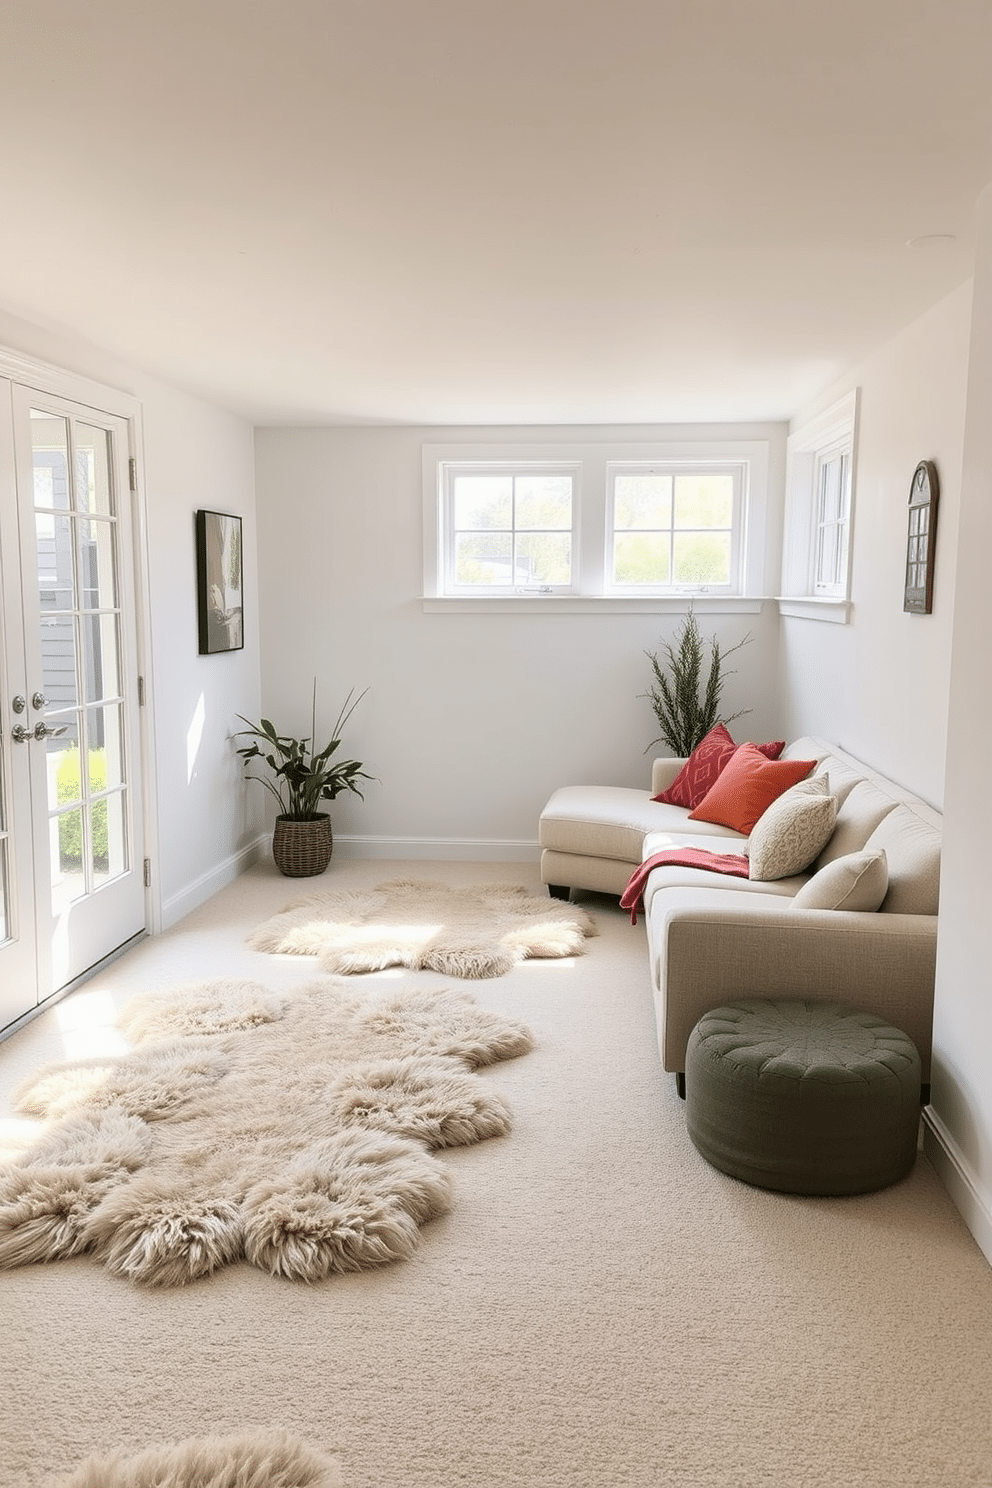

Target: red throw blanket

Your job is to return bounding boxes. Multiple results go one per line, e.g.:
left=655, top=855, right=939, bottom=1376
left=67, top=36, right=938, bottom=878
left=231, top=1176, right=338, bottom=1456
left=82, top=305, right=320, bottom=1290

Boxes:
left=620, top=848, right=749, bottom=924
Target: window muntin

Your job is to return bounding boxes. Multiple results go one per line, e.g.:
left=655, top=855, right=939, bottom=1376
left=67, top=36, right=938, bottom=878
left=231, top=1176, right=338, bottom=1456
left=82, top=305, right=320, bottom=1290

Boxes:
left=608, top=465, right=741, bottom=592
left=444, top=465, right=576, bottom=593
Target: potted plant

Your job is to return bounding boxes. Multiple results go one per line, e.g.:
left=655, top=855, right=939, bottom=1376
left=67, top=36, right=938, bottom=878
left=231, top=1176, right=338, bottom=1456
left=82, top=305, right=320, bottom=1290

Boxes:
left=236, top=683, right=371, bottom=877
left=641, top=606, right=752, bottom=755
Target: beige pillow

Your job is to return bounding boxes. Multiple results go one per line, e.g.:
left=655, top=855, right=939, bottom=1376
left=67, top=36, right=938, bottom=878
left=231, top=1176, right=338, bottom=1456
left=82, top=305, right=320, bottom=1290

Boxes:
left=791, top=848, right=889, bottom=911
left=747, top=775, right=837, bottom=881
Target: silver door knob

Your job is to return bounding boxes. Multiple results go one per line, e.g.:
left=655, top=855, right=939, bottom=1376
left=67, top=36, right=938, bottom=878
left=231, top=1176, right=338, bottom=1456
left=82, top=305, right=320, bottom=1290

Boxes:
left=31, top=692, right=47, bottom=710
left=11, top=695, right=26, bottom=714
left=11, top=723, right=31, bottom=742
left=33, top=722, right=68, bottom=740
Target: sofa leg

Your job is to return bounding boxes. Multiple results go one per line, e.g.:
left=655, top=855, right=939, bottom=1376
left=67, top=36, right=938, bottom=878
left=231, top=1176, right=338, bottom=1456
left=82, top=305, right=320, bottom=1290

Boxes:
left=547, top=884, right=571, bottom=901
left=675, top=1072, right=686, bottom=1100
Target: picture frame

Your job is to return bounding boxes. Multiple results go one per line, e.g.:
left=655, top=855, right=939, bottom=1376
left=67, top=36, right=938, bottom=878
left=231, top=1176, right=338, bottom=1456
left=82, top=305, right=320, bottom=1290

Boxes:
left=903, top=461, right=939, bottom=615
left=195, top=509, right=244, bottom=654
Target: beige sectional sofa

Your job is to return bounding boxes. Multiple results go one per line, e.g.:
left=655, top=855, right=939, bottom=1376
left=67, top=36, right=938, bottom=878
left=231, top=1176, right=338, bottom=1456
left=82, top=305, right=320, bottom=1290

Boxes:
left=539, top=737, right=941, bottom=1094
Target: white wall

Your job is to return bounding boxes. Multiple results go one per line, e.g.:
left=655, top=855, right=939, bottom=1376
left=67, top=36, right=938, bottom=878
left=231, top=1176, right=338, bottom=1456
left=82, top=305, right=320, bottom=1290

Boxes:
left=778, top=281, right=973, bottom=809
left=0, top=307, right=263, bottom=926
left=924, top=185, right=992, bottom=1264
left=253, top=422, right=786, bottom=858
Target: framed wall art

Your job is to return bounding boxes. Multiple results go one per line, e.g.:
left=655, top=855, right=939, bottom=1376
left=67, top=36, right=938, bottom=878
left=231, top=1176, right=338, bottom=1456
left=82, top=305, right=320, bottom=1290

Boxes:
left=903, top=461, right=939, bottom=615
left=196, top=509, right=244, bottom=654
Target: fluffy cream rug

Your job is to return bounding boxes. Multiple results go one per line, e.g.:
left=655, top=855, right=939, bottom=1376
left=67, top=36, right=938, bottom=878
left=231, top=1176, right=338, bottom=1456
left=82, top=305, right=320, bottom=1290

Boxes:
left=43, top=1429, right=341, bottom=1487
left=0, top=978, right=532, bottom=1288
left=247, top=877, right=596, bottom=977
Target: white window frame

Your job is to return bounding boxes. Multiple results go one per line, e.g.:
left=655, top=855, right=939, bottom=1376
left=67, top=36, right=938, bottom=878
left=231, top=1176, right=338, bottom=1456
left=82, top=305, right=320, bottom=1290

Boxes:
left=604, top=459, right=746, bottom=596
left=423, top=439, right=770, bottom=614
left=779, top=390, right=859, bottom=623
left=440, top=459, right=581, bottom=596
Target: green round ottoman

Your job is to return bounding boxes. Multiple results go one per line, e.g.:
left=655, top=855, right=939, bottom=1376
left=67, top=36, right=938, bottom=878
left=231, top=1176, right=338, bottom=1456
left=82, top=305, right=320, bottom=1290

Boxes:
left=685, top=999, right=921, bottom=1195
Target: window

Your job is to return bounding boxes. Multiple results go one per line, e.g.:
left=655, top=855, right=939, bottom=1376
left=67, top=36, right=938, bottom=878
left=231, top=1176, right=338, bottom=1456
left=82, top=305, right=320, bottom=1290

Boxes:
left=443, top=464, right=577, bottom=594
left=812, top=445, right=851, bottom=595
left=423, top=440, right=770, bottom=611
left=607, top=464, right=742, bottom=592
left=779, top=391, right=859, bottom=622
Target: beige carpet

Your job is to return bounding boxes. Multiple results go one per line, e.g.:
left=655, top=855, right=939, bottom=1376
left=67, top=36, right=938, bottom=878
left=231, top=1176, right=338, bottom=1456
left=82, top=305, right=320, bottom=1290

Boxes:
left=3, top=858, right=992, bottom=1487
left=247, top=877, right=596, bottom=977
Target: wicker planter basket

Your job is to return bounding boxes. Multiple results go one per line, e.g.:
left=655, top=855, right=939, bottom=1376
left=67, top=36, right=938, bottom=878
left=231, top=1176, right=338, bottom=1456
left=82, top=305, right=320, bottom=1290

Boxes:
left=272, top=814, right=333, bottom=877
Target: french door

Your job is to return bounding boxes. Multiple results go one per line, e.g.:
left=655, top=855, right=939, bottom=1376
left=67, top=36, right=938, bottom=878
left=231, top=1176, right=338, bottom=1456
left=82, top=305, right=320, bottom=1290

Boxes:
left=0, top=378, right=145, bottom=1029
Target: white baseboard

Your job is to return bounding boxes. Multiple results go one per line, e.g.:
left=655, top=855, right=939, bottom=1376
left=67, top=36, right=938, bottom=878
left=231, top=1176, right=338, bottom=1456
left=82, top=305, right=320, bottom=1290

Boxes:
left=159, top=835, right=268, bottom=929
left=923, top=1106, right=992, bottom=1269
left=332, top=835, right=541, bottom=862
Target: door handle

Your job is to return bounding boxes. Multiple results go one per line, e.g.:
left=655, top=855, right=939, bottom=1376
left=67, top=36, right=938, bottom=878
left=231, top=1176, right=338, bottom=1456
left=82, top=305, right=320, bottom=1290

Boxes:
left=34, top=722, right=68, bottom=741
left=11, top=723, right=31, bottom=743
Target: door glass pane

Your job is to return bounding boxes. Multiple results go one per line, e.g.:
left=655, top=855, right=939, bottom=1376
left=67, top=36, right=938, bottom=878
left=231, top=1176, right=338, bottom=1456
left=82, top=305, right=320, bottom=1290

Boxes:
left=75, top=425, right=113, bottom=516
left=86, top=704, right=124, bottom=792
left=53, top=807, right=87, bottom=909
left=30, top=413, right=70, bottom=510
left=39, top=601, right=79, bottom=712
left=92, top=791, right=127, bottom=888
left=36, top=512, right=75, bottom=610
left=82, top=612, right=121, bottom=703
left=79, top=519, right=118, bottom=608
left=51, top=732, right=83, bottom=813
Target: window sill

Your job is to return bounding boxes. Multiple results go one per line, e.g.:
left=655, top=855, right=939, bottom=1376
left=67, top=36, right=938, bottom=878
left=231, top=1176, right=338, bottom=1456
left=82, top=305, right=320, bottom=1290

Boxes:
left=777, top=596, right=851, bottom=624
left=422, top=596, right=769, bottom=615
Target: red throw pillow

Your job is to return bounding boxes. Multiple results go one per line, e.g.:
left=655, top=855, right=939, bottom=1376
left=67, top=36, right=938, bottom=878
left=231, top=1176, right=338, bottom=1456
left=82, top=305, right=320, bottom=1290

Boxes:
left=687, top=743, right=815, bottom=834
left=653, top=725, right=786, bottom=810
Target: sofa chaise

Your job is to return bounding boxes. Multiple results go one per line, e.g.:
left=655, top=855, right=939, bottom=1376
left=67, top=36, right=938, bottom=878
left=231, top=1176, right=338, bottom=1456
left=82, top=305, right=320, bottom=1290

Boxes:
left=539, top=735, right=941, bottom=1096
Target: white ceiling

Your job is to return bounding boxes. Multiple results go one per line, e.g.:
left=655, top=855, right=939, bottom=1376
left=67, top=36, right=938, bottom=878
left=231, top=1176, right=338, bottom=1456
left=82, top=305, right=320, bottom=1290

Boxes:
left=1, top=1, right=991, bottom=427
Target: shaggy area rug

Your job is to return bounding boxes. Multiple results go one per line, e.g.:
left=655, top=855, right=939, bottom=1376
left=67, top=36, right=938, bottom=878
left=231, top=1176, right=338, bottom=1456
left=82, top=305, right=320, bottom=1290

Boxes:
left=247, top=877, right=596, bottom=978
left=0, top=978, right=533, bottom=1287
left=43, top=1429, right=341, bottom=1488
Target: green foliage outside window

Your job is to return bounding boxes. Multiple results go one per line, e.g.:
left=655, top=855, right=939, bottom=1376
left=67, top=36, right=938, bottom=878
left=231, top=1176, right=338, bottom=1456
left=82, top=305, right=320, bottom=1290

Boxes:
left=57, top=746, right=109, bottom=872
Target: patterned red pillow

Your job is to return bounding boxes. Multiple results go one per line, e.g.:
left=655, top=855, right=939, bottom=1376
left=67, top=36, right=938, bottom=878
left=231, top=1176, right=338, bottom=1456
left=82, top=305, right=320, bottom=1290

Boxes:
left=653, top=724, right=785, bottom=810
left=687, top=743, right=815, bottom=834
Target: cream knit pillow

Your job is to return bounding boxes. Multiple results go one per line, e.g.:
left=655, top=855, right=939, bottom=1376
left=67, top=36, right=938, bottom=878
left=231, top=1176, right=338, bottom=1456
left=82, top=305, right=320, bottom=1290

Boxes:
left=791, top=848, right=889, bottom=911
left=746, top=775, right=838, bottom=881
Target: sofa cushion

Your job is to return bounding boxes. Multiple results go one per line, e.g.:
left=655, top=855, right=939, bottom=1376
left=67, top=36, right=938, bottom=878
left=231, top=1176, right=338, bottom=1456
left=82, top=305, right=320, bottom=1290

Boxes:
left=653, top=724, right=784, bottom=809
left=863, top=806, right=941, bottom=915
left=814, top=780, right=898, bottom=868
left=809, top=758, right=863, bottom=808
left=791, top=849, right=889, bottom=912
left=746, top=777, right=838, bottom=881
left=539, top=784, right=748, bottom=865
left=688, top=745, right=816, bottom=834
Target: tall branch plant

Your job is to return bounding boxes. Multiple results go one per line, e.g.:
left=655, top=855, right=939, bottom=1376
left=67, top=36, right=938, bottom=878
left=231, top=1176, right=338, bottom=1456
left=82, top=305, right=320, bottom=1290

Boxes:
left=642, top=607, right=752, bottom=756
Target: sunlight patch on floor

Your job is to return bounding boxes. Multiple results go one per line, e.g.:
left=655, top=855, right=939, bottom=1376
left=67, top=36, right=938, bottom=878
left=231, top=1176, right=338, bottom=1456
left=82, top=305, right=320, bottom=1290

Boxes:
left=56, top=988, right=130, bottom=1061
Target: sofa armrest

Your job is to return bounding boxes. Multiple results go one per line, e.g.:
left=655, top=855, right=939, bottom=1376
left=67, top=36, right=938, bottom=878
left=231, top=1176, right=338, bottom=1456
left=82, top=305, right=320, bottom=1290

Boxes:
left=650, top=757, right=687, bottom=796
left=647, top=887, right=937, bottom=1078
